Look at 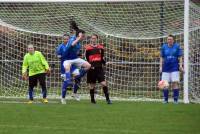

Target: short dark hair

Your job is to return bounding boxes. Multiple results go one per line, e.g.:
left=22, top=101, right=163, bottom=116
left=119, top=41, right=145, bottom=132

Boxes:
left=92, top=34, right=98, bottom=39
left=63, top=33, right=69, bottom=37
left=168, top=34, right=175, bottom=40
left=76, top=29, right=85, bottom=37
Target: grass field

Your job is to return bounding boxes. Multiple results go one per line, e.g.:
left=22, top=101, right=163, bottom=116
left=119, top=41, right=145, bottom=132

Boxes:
left=0, top=101, right=200, bottom=134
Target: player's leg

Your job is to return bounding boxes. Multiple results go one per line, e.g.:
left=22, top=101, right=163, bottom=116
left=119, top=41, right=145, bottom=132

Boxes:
left=61, top=60, right=72, bottom=104
left=98, top=69, right=112, bottom=104
left=38, top=73, right=48, bottom=103
left=71, top=68, right=80, bottom=94
left=71, top=68, right=81, bottom=101
left=89, top=84, right=96, bottom=104
left=73, top=58, right=91, bottom=80
left=171, top=71, right=180, bottom=104
left=28, top=75, right=37, bottom=103
left=60, top=61, right=66, bottom=81
left=161, top=72, right=170, bottom=103
left=87, top=69, right=96, bottom=104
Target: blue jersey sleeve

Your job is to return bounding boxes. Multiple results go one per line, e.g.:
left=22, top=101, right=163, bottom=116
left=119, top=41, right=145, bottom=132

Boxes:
left=160, top=44, right=165, bottom=58
left=66, top=36, right=76, bottom=50
left=56, top=44, right=62, bottom=56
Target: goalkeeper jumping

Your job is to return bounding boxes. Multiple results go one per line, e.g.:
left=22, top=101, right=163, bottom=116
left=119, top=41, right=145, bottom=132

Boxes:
left=22, top=44, right=50, bottom=104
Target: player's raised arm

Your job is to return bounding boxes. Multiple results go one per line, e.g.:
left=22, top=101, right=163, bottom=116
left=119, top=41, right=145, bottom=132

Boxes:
left=69, top=20, right=85, bottom=47
left=71, top=30, right=85, bottom=47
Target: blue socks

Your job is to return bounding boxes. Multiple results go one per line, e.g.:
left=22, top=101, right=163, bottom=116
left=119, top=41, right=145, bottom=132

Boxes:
left=29, top=87, right=34, bottom=100
left=61, top=71, right=72, bottom=98
left=163, top=89, right=169, bottom=103
left=173, top=89, right=179, bottom=102
left=41, top=87, right=47, bottom=99
left=62, top=82, right=68, bottom=98
left=29, top=87, right=46, bottom=100
left=163, top=89, right=179, bottom=103
left=73, top=83, right=79, bottom=94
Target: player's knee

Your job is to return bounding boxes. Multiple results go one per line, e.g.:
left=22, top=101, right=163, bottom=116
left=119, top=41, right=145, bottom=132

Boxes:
left=64, top=64, right=71, bottom=72
left=83, top=62, right=91, bottom=70
left=72, top=69, right=80, bottom=77
left=172, top=81, right=179, bottom=89
left=88, top=63, right=91, bottom=68
left=101, top=81, right=107, bottom=87
left=89, top=84, right=95, bottom=89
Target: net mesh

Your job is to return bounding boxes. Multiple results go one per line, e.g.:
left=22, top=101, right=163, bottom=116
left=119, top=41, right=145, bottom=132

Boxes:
left=0, top=1, right=199, bottom=102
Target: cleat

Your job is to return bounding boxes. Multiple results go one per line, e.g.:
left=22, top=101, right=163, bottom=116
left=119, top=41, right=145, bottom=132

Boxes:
left=61, top=98, right=66, bottom=104
left=91, top=100, right=96, bottom=104
left=42, top=98, right=48, bottom=103
left=27, top=100, right=33, bottom=104
left=72, top=93, right=80, bottom=101
left=107, top=100, right=112, bottom=104
left=174, top=101, right=178, bottom=104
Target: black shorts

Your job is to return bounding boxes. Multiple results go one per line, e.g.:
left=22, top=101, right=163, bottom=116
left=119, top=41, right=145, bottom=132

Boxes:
left=29, top=73, right=46, bottom=88
left=87, top=67, right=105, bottom=84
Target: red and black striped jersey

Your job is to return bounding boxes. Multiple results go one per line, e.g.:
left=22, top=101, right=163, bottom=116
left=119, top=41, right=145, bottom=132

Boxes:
left=85, top=44, right=105, bottom=68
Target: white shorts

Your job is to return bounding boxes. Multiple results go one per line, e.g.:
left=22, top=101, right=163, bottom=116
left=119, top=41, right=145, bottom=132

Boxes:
left=71, top=68, right=80, bottom=76
left=63, top=58, right=87, bottom=69
left=161, top=71, right=180, bottom=82
left=61, top=69, right=80, bottom=80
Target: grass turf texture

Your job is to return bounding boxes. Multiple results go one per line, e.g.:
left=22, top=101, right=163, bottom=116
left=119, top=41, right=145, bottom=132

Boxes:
left=0, top=101, right=199, bottom=134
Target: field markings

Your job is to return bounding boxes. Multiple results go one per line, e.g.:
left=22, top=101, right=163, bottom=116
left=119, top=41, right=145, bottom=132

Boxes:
left=0, top=124, right=137, bottom=133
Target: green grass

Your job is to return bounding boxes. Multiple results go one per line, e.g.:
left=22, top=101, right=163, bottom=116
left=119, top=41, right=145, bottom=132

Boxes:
left=0, top=101, right=200, bottom=134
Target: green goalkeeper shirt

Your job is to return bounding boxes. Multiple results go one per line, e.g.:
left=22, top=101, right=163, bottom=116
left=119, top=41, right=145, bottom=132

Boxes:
left=22, top=51, right=49, bottom=76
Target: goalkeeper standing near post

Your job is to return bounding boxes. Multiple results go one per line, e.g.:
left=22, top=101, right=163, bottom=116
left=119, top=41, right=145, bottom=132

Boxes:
left=85, top=34, right=112, bottom=104
left=22, top=44, right=50, bottom=104
left=160, top=34, right=184, bottom=104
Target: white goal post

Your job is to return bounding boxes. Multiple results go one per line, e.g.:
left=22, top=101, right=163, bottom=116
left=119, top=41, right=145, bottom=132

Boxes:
left=0, top=0, right=200, bottom=103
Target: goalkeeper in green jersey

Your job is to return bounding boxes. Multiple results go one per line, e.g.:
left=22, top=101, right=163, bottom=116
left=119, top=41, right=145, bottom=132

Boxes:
left=22, top=44, right=50, bottom=104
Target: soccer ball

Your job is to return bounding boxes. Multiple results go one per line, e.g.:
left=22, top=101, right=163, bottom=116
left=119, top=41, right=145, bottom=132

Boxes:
left=158, top=80, right=169, bottom=90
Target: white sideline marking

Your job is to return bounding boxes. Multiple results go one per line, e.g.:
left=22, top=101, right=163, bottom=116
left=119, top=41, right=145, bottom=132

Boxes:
left=0, top=124, right=137, bottom=134
left=0, top=100, right=59, bottom=104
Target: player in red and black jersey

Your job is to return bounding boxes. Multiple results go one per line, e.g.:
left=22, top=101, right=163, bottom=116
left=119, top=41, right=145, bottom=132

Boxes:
left=85, top=34, right=112, bottom=104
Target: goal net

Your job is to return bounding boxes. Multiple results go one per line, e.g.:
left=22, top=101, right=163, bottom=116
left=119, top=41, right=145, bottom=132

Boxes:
left=0, top=0, right=199, bottom=102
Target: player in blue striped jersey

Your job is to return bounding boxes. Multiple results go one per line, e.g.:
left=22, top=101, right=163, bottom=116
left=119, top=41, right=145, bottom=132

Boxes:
left=160, top=35, right=184, bottom=104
